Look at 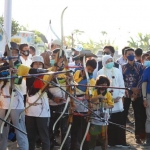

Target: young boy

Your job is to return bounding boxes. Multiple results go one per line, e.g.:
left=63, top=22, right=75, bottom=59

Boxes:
left=89, top=75, right=114, bottom=150
left=70, top=59, right=97, bottom=150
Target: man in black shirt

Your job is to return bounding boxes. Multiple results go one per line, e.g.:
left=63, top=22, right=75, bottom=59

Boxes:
left=135, top=48, right=143, bottom=63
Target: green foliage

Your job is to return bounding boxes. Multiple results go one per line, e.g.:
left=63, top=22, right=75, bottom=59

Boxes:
left=0, top=16, right=26, bottom=36
left=31, top=30, right=48, bottom=43
left=127, top=33, right=150, bottom=51
left=65, top=29, right=118, bottom=54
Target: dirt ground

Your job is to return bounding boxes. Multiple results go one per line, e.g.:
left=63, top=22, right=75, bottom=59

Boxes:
left=7, top=130, right=150, bottom=150
left=7, top=106, right=150, bottom=150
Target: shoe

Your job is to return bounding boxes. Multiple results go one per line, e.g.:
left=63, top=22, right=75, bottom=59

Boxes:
left=35, top=142, right=42, bottom=148
left=121, top=144, right=130, bottom=148
left=143, top=133, right=150, bottom=146
left=115, top=145, right=122, bottom=147
left=135, top=136, right=143, bottom=144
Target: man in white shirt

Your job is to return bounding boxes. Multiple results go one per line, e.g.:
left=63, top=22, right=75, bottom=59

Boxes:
left=116, top=47, right=128, bottom=66
left=19, top=43, right=32, bottom=66
left=19, top=44, right=32, bottom=105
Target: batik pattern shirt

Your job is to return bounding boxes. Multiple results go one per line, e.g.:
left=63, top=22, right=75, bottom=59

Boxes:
left=122, top=62, right=144, bottom=96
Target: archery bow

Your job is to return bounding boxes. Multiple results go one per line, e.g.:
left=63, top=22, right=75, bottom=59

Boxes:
left=49, top=7, right=76, bottom=150
left=0, top=24, right=16, bottom=134
left=52, top=7, right=70, bottom=134
left=80, top=55, right=93, bottom=150
left=32, top=76, right=134, bottom=134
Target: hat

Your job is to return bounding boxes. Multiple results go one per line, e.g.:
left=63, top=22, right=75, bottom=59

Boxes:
left=31, top=55, right=44, bottom=67
left=147, top=50, right=150, bottom=54
left=72, top=45, right=83, bottom=52
left=73, top=49, right=97, bottom=59
left=52, top=40, right=61, bottom=46
left=3, top=42, right=19, bottom=56
left=102, top=55, right=113, bottom=67
left=10, top=42, right=19, bottom=50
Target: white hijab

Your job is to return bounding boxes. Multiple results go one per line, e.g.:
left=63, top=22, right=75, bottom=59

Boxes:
left=102, top=55, right=113, bottom=68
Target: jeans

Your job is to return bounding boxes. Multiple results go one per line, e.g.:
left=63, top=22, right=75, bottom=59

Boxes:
left=0, top=109, right=28, bottom=150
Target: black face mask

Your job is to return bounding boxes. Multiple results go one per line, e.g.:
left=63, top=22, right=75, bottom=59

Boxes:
left=99, top=87, right=107, bottom=91
left=22, top=50, right=29, bottom=56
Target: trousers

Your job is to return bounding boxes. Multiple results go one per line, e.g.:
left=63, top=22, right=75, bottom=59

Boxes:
left=26, top=116, right=50, bottom=150
left=146, top=94, right=150, bottom=133
left=0, top=109, right=28, bottom=150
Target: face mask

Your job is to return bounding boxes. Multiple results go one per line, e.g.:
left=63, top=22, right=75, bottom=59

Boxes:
left=22, top=50, right=29, bottom=56
left=88, top=72, right=93, bottom=79
left=50, top=59, right=55, bottom=66
left=144, top=61, right=150, bottom=67
left=100, top=87, right=107, bottom=91
left=127, top=55, right=135, bottom=61
left=105, top=62, right=114, bottom=69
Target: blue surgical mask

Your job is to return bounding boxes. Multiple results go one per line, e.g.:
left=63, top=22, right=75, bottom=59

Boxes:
left=144, top=61, right=150, bottom=67
left=50, top=60, right=55, bottom=66
left=127, top=55, right=135, bottom=61
left=105, top=62, right=114, bottom=69
left=88, top=72, right=93, bottom=79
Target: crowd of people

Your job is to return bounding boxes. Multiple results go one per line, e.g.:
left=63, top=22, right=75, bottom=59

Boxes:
left=0, top=40, right=150, bottom=150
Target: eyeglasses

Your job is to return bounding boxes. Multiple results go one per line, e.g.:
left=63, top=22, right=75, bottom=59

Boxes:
left=103, top=52, right=111, bottom=55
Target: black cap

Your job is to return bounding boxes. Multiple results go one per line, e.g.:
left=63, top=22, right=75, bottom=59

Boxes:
left=147, top=50, right=150, bottom=54
left=52, top=48, right=64, bottom=56
left=71, top=48, right=75, bottom=51
left=4, top=42, right=19, bottom=56
left=10, top=42, right=19, bottom=50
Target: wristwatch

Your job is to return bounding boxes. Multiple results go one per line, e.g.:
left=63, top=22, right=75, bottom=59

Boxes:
left=143, top=96, right=147, bottom=100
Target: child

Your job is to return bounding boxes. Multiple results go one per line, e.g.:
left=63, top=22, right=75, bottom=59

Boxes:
left=70, top=59, right=97, bottom=150
left=89, top=75, right=114, bottom=150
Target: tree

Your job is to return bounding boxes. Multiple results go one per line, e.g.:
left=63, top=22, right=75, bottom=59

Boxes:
left=127, top=33, right=150, bottom=51
left=31, top=30, right=48, bottom=43
left=0, top=16, right=27, bottom=36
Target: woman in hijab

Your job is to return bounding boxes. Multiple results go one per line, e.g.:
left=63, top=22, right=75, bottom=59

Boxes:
left=97, top=55, right=129, bottom=148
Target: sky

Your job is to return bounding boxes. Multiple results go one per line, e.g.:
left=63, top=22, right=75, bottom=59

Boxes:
left=0, top=0, right=150, bottom=52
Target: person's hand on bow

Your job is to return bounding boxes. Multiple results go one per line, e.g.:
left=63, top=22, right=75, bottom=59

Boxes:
left=9, top=68, right=18, bottom=74
left=53, top=97, right=64, bottom=104
left=114, top=97, right=121, bottom=103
